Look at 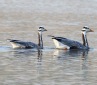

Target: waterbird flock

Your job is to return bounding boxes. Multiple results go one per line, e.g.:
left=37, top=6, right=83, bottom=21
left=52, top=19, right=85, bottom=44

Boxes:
left=7, top=26, right=93, bottom=50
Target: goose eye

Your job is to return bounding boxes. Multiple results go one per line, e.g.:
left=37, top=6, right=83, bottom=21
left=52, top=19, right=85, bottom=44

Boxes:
left=39, top=27, right=44, bottom=29
left=85, top=28, right=89, bottom=29
left=83, top=26, right=89, bottom=29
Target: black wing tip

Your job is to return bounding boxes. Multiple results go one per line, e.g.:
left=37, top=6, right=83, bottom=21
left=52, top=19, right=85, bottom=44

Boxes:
left=7, top=39, right=19, bottom=42
left=53, top=37, right=67, bottom=40
left=48, top=35, right=67, bottom=40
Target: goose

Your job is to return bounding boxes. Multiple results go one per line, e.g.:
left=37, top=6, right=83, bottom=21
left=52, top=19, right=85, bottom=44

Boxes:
left=51, top=26, right=94, bottom=50
left=8, top=27, right=47, bottom=49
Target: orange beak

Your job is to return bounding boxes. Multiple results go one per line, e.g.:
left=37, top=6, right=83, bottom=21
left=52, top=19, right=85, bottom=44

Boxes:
left=90, top=29, right=94, bottom=32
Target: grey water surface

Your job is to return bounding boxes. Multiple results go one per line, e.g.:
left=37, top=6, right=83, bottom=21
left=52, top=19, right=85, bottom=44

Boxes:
left=0, top=0, right=97, bottom=85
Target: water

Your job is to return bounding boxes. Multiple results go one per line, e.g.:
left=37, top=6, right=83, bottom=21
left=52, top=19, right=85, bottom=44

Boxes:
left=0, top=0, right=97, bottom=85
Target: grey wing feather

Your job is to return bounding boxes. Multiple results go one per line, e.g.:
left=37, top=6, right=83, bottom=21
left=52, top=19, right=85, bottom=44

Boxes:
left=53, top=37, right=86, bottom=49
left=9, top=39, right=37, bottom=48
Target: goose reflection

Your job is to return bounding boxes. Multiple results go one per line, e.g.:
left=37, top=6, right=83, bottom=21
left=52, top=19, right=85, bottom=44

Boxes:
left=37, top=50, right=42, bottom=62
left=53, top=49, right=89, bottom=60
left=10, top=49, right=43, bottom=62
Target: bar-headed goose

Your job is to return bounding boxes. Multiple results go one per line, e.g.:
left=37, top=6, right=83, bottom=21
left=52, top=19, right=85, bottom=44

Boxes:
left=8, top=27, right=47, bottom=49
left=51, top=26, right=94, bottom=50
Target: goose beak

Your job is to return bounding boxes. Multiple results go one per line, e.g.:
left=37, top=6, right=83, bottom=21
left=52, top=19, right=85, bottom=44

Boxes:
left=90, top=29, right=94, bottom=32
left=44, top=29, right=47, bottom=31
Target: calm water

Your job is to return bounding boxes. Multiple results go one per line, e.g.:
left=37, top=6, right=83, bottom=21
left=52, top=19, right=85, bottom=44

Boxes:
left=0, top=0, right=97, bottom=85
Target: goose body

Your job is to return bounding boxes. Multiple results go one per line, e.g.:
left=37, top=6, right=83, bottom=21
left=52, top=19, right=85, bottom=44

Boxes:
left=8, top=27, right=47, bottom=49
left=52, top=37, right=88, bottom=50
left=52, top=26, right=93, bottom=50
left=8, top=39, right=37, bottom=49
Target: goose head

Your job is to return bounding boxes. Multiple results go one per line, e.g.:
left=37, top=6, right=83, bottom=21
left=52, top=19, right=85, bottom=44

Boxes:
left=38, top=26, right=47, bottom=32
left=82, top=26, right=94, bottom=33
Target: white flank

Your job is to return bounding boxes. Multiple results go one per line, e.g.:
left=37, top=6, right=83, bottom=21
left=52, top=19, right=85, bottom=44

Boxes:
left=10, top=42, right=25, bottom=48
left=52, top=39, right=70, bottom=50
